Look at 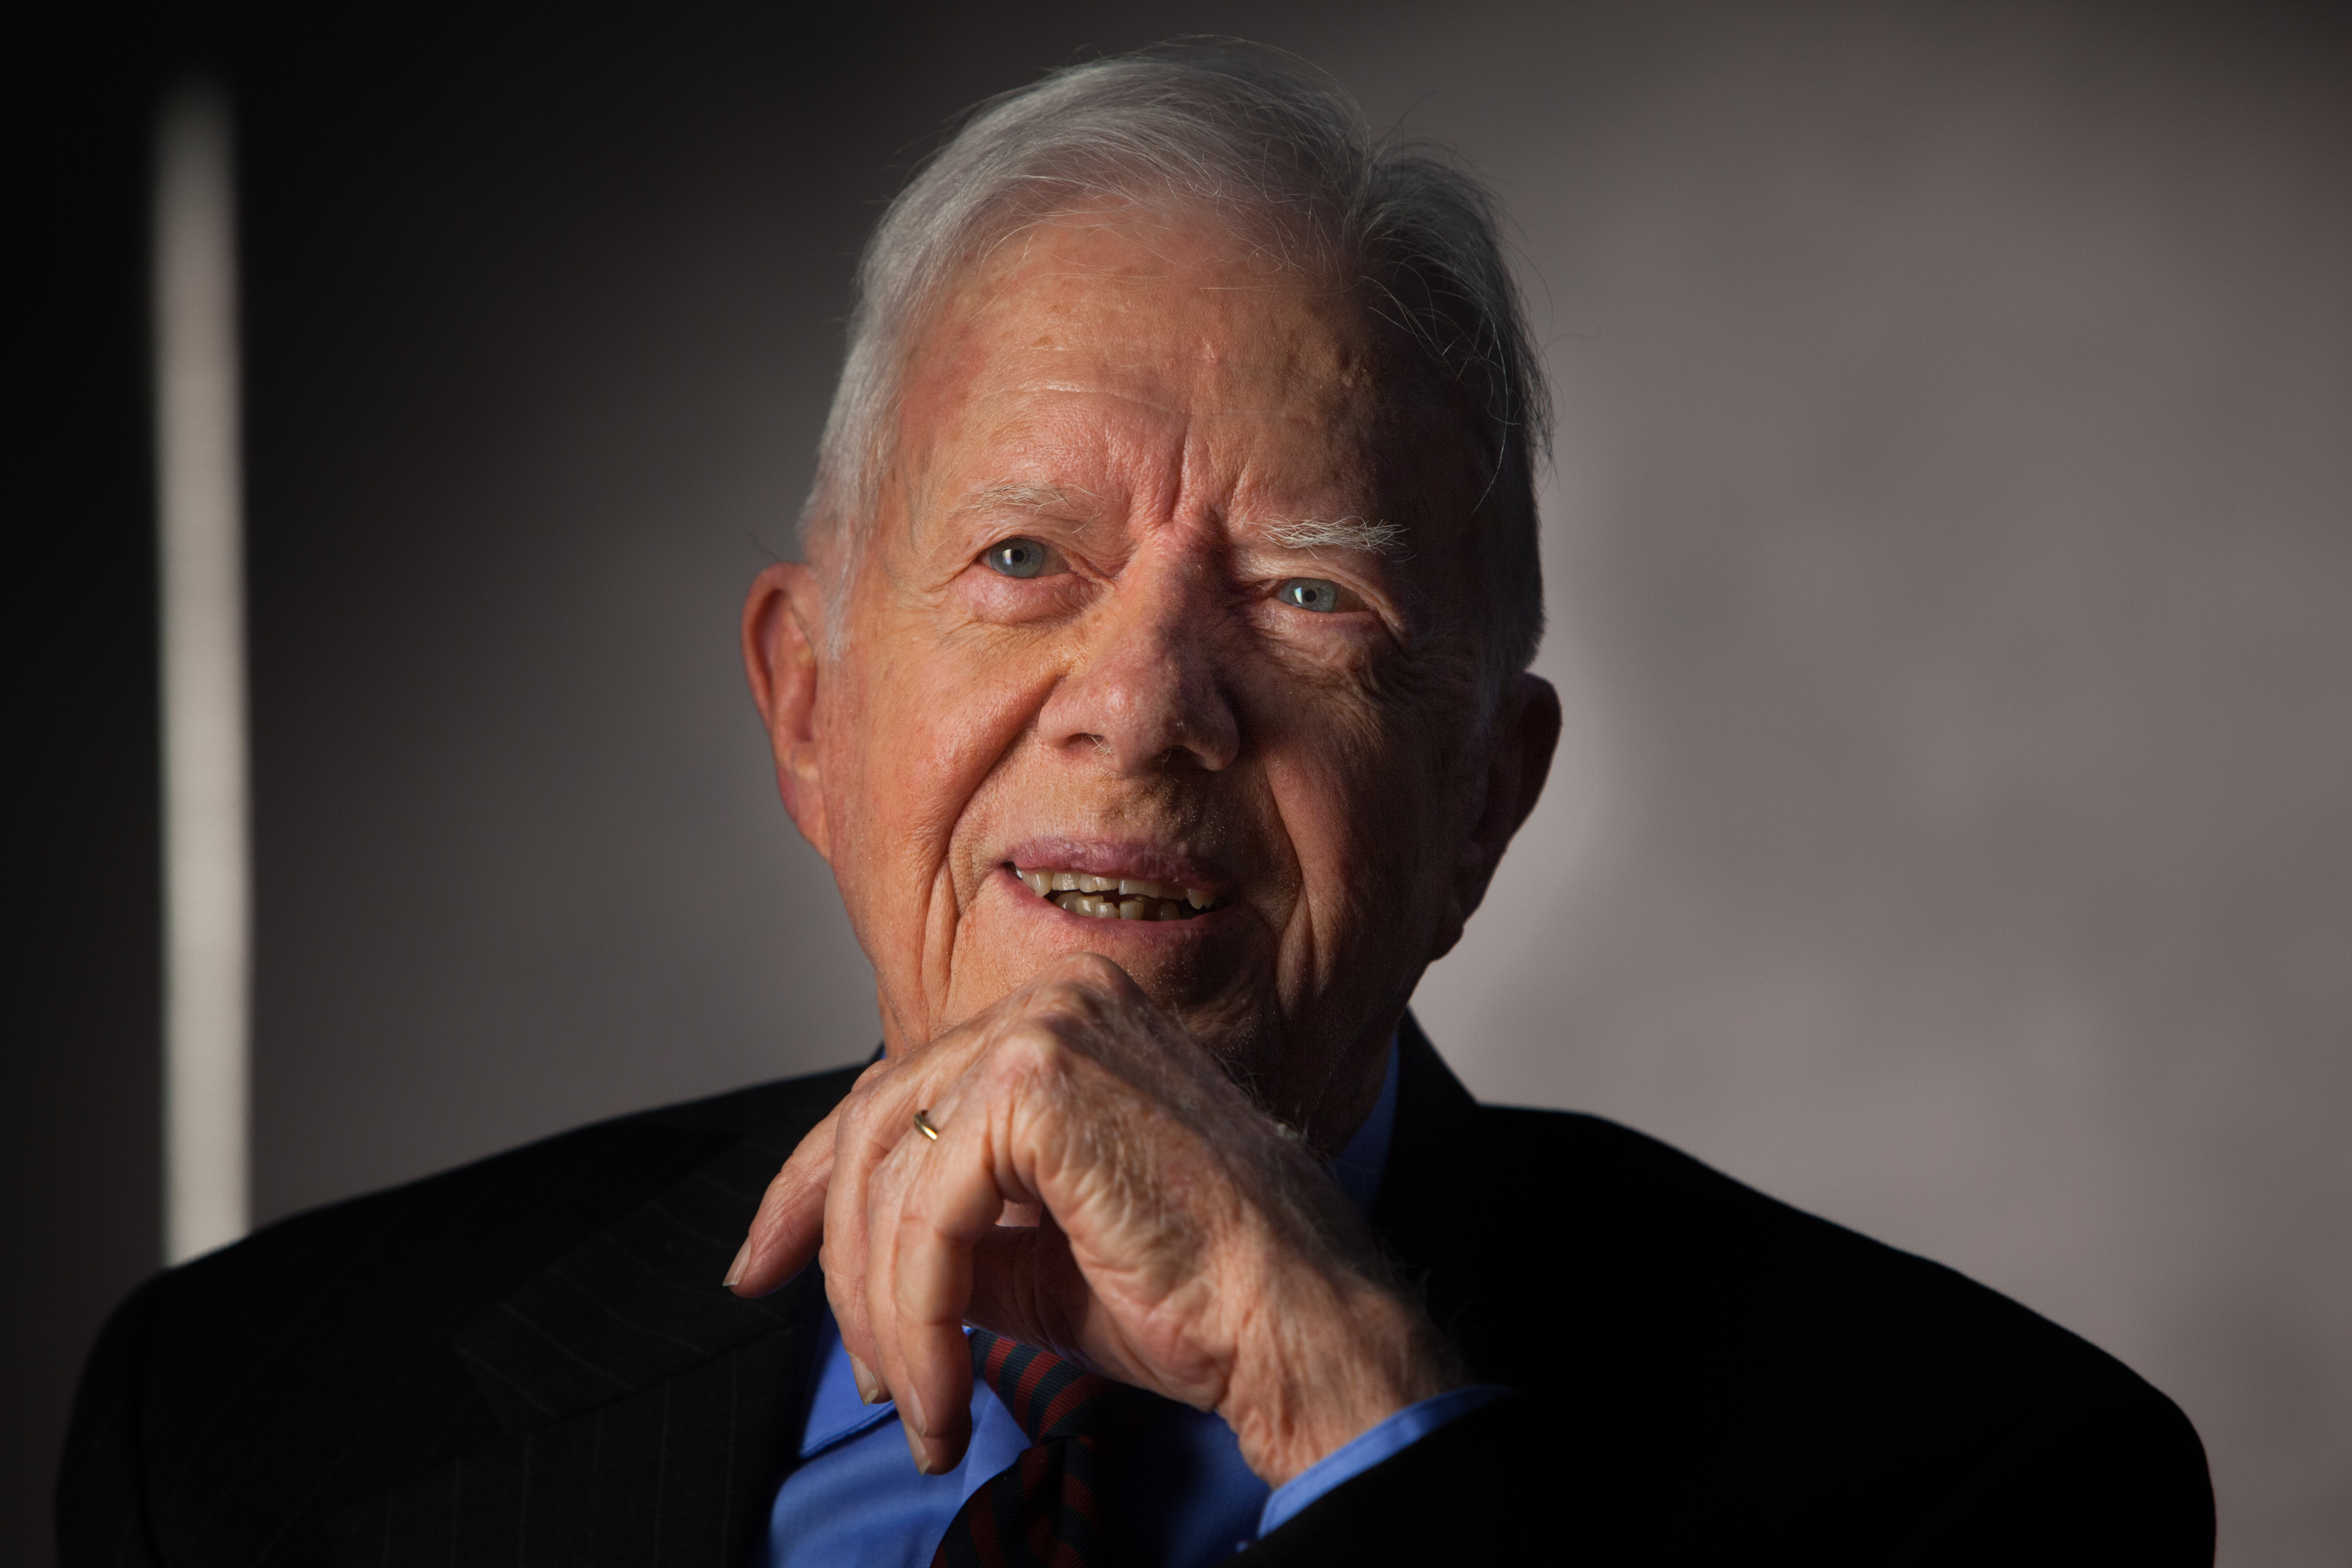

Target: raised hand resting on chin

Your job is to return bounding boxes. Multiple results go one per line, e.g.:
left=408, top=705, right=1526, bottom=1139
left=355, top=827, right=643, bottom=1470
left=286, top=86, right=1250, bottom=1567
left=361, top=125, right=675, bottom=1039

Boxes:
left=724, top=951, right=1458, bottom=1488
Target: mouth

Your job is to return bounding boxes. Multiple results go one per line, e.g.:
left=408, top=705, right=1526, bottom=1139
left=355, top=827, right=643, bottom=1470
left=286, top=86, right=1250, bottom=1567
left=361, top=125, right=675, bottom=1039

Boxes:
left=1008, top=864, right=1226, bottom=923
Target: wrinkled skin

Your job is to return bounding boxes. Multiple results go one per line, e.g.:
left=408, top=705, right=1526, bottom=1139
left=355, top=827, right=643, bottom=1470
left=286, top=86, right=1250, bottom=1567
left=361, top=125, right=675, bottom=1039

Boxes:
left=728, top=210, right=1561, bottom=1486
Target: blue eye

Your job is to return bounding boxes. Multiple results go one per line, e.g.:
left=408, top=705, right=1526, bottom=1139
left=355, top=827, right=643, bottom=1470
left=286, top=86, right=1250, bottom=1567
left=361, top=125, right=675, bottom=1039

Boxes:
left=1276, top=578, right=1343, bottom=612
left=982, top=539, right=1053, bottom=579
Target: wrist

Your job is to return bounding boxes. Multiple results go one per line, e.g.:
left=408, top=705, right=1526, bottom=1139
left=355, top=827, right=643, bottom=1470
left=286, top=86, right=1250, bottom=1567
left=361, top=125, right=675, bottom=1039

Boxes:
left=1219, top=1269, right=1457, bottom=1486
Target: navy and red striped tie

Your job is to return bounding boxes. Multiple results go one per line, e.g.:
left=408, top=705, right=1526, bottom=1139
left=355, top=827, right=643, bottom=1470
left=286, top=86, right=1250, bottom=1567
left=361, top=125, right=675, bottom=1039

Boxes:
left=931, top=1330, right=1115, bottom=1568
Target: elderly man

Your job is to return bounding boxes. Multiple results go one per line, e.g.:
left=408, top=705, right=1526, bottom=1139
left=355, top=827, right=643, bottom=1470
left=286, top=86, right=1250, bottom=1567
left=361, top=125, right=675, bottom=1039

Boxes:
left=62, top=44, right=2212, bottom=1567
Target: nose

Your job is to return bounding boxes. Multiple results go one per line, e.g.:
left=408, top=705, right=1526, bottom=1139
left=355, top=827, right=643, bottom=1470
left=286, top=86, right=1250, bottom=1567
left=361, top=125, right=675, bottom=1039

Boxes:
left=1038, top=552, right=1240, bottom=775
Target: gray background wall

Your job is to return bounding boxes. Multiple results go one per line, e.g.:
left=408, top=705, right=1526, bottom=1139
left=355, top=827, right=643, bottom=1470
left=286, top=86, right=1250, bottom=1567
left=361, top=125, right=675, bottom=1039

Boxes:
left=13, top=2, right=2347, bottom=1561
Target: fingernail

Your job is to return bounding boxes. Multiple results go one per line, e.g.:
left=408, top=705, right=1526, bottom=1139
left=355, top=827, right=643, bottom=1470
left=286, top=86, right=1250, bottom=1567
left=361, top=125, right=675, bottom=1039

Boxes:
left=721, top=1236, right=753, bottom=1290
left=850, top=1353, right=884, bottom=1405
left=904, top=1421, right=936, bottom=1475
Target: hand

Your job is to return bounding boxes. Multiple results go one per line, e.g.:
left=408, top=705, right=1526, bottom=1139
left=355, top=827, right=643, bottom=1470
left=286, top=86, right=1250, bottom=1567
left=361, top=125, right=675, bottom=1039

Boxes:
left=724, top=952, right=1457, bottom=1484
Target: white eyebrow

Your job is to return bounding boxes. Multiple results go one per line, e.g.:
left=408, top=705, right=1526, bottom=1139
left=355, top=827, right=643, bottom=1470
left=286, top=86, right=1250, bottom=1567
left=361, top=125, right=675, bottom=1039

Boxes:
left=951, top=482, right=1101, bottom=520
left=1264, top=516, right=1409, bottom=559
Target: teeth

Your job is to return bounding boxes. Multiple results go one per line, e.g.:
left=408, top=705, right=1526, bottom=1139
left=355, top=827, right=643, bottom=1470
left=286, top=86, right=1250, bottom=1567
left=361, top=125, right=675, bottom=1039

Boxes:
left=1044, top=889, right=1194, bottom=922
left=1018, top=866, right=1218, bottom=920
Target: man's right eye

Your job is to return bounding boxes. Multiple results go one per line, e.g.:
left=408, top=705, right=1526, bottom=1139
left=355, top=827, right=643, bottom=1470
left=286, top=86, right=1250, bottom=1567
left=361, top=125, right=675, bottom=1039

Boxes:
left=981, top=538, right=1057, bottom=579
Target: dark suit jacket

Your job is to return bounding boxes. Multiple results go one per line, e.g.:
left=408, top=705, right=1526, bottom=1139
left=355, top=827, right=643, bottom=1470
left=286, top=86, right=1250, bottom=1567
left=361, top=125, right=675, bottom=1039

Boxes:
left=59, top=1021, right=2213, bottom=1565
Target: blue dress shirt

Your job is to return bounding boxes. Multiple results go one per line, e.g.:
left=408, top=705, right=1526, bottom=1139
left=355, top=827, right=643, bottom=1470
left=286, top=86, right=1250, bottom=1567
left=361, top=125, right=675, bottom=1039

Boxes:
left=765, top=1040, right=1504, bottom=1566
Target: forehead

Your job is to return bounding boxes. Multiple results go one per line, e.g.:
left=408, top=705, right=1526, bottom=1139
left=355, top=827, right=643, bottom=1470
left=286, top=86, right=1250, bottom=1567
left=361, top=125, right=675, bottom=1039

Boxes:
left=893, top=213, right=1396, bottom=512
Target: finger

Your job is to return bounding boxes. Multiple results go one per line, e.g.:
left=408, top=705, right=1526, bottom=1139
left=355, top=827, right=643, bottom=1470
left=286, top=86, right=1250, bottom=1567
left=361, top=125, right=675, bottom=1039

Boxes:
left=960, top=1161, right=1163, bottom=1396
left=962, top=1222, right=1078, bottom=1351
left=856, top=1103, right=927, bottom=1455
left=873, top=1081, right=1009, bottom=1475
left=820, top=1089, right=890, bottom=1372
left=822, top=1044, right=981, bottom=1381
left=857, top=1081, right=953, bottom=1449
left=726, top=1103, right=843, bottom=1297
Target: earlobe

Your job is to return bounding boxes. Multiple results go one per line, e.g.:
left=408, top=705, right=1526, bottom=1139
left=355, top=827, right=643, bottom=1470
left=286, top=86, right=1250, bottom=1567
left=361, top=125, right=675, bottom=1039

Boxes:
left=742, top=561, right=832, bottom=859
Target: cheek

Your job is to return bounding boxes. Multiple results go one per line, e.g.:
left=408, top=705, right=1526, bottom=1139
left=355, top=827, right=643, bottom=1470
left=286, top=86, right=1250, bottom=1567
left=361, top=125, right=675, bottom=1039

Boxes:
left=831, top=637, right=1053, bottom=891
left=1257, top=688, right=1447, bottom=918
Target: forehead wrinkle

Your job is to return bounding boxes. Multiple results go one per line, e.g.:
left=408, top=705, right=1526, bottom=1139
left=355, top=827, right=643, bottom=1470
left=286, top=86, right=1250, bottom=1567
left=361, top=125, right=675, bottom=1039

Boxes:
left=1018, top=376, right=1198, bottom=423
left=944, top=395, right=1383, bottom=561
left=912, top=241, right=1399, bottom=564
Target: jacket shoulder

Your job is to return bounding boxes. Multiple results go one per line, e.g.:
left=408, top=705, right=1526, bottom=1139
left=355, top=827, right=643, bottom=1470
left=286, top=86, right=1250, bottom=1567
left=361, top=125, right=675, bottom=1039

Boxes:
left=1403, top=1101, right=2211, bottom=1561
left=1453, top=1100, right=2138, bottom=1396
left=189, top=1063, right=858, bottom=1294
left=58, top=1063, right=861, bottom=1566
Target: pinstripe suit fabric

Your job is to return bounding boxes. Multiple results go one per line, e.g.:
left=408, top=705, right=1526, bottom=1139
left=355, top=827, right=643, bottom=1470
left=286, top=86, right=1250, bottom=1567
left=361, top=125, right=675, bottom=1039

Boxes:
left=60, top=1068, right=855, bottom=1566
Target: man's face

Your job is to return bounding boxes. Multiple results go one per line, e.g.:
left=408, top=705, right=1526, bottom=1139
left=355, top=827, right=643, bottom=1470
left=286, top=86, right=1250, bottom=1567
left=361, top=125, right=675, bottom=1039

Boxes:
left=758, top=212, right=1549, bottom=1137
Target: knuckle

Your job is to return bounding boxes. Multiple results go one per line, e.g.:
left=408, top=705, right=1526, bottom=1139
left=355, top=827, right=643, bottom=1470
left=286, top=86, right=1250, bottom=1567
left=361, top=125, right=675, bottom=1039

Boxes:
left=1043, top=948, right=1113, bottom=980
left=1040, top=949, right=1135, bottom=997
left=982, top=1027, right=1061, bottom=1099
left=837, top=1084, right=898, bottom=1157
left=984, top=1022, right=1094, bottom=1116
left=1019, top=981, right=1112, bottom=1038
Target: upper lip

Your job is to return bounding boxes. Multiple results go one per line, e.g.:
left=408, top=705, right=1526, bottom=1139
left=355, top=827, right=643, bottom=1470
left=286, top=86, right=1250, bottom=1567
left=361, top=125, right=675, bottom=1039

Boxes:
left=997, top=837, right=1231, bottom=901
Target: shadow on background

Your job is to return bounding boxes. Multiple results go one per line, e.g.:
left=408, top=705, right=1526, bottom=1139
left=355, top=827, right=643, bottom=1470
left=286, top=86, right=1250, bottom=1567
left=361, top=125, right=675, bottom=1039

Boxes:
left=10, top=2, right=2348, bottom=1561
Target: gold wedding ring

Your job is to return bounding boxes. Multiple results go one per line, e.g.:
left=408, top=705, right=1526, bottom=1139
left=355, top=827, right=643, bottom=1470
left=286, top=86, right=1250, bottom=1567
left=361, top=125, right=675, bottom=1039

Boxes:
left=913, top=1109, right=942, bottom=1142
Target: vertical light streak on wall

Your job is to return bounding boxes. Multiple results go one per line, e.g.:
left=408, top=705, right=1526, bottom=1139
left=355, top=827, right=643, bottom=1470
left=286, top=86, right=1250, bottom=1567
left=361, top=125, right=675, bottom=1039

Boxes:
left=154, top=79, right=250, bottom=1264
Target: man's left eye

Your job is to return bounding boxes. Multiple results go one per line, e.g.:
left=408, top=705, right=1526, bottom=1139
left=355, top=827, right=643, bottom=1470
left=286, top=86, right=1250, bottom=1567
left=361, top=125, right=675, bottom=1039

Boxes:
left=1275, top=578, right=1348, bottom=613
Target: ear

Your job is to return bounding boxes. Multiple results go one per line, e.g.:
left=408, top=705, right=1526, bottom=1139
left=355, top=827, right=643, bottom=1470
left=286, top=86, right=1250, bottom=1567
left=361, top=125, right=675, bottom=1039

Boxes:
left=1435, top=670, right=1563, bottom=956
left=742, top=561, right=833, bottom=861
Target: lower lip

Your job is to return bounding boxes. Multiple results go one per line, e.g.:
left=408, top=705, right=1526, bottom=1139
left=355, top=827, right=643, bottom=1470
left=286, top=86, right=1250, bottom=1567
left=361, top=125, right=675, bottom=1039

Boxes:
left=996, top=866, right=1225, bottom=936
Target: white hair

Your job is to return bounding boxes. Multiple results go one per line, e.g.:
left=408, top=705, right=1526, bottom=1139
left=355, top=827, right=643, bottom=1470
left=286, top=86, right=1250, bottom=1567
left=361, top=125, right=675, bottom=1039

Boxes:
left=800, top=40, right=1549, bottom=686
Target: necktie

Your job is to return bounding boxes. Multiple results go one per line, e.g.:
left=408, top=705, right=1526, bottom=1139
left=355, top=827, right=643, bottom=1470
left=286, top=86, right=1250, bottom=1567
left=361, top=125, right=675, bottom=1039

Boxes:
left=931, top=1330, right=1116, bottom=1568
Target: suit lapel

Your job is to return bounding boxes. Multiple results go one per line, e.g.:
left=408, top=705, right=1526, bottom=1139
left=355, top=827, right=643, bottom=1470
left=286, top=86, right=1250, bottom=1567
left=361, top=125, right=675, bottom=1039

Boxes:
left=1371, top=1015, right=1540, bottom=1392
left=452, top=1132, right=815, bottom=1432
left=1372, top=1011, right=1484, bottom=1259
left=334, top=1086, right=843, bottom=1566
